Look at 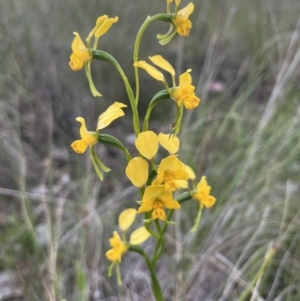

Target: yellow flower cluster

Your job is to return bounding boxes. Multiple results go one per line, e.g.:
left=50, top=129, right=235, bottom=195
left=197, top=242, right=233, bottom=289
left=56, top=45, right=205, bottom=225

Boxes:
left=68, top=3, right=216, bottom=290
left=124, top=131, right=214, bottom=221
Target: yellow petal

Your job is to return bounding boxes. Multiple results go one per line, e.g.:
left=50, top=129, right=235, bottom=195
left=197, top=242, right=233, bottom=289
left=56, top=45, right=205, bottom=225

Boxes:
left=109, top=231, right=124, bottom=249
left=203, top=196, right=216, bottom=208
left=137, top=199, right=155, bottom=213
left=169, top=169, right=189, bottom=180
left=179, top=70, right=192, bottom=88
left=135, top=131, right=159, bottom=159
left=176, top=179, right=189, bottom=188
left=157, top=155, right=184, bottom=173
left=161, top=197, right=180, bottom=209
left=97, top=102, right=127, bottom=130
left=149, top=55, right=175, bottom=77
left=180, top=95, right=200, bottom=110
left=177, top=3, right=194, bottom=18
left=151, top=172, right=164, bottom=186
left=76, top=116, right=88, bottom=137
left=71, top=32, right=88, bottom=52
left=152, top=208, right=166, bottom=220
left=158, top=133, right=180, bottom=154
left=196, top=176, right=209, bottom=192
left=183, top=164, right=196, bottom=180
left=125, top=157, right=148, bottom=187
left=106, top=249, right=120, bottom=262
left=71, top=140, right=88, bottom=154
left=69, top=54, right=83, bottom=71
left=76, top=117, right=97, bottom=144
left=174, top=17, right=192, bottom=36
left=129, top=227, right=151, bottom=245
left=133, top=61, right=164, bottom=82
left=95, top=17, right=119, bottom=38
left=118, top=208, right=137, bottom=232
left=143, top=185, right=165, bottom=201
left=87, top=15, right=109, bottom=40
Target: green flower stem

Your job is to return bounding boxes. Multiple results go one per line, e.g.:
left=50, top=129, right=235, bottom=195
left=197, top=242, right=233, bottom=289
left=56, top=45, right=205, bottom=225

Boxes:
left=142, top=90, right=170, bottom=132
left=93, top=51, right=140, bottom=136
left=146, top=169, right=158, bottom=186
left=144, top=212, right=160, bottom=239
left=129, top=245, right=165, bottom=301
left=98, top=134, right=132, bottom=162
left=190, top=205, right=203, bottom=232
left=152, top=238, right=165, bottom=264
left=150, top=158, right=157, bottom=171
left=152, top=220, right=163, bottom=262
left=145, top=221, right=160, bottom=239
left=90, top=147, right=105, bottom=181
left=154, top=219, right=162, bottom=235
left=178, top=191, right=195, bottom=204
left=133, top=14, right=173, bottom=104
left=152, top=239, right=162, bottom=260
left=174, top=103, right=184, bottom=136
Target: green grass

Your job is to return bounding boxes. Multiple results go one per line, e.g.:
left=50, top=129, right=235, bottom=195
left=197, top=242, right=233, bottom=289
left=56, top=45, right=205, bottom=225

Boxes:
left=0, top=0, right=300, bottom=300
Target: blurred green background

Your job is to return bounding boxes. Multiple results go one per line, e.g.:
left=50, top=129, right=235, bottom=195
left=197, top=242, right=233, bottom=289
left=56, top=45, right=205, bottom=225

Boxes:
left=0, top=0, right=300, bottom=300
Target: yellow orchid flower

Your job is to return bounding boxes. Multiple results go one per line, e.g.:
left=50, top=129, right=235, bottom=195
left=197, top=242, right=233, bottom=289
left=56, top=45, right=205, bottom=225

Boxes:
left=69, top=15, right=118, bottom=96
left=190, top=176, right=216, bottom=232
left=173, top=3, right=194, bottom=36
left=106, top=231, right=128, bottom=263
left=69, top=15, right=118, bottom=71
left=137, top=186, right=180, bottom=221
left=106, top=209, right=151, bottom=284
left=158, top=1, right=193, bottom=45
left=152, top=155, right=189, bottom=192
left=134, top=55, right=200, bottom=110
left=71, top=102, right=127, bottom=154
left=69, top=33, right=92, bottom=71
left=71, top=117, right=98, bottom=154
left=171, top=70, right=200, bottom=110
left=193, top=176, right=216, bottom=208
left=106, top=209, right=151, bottom=263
